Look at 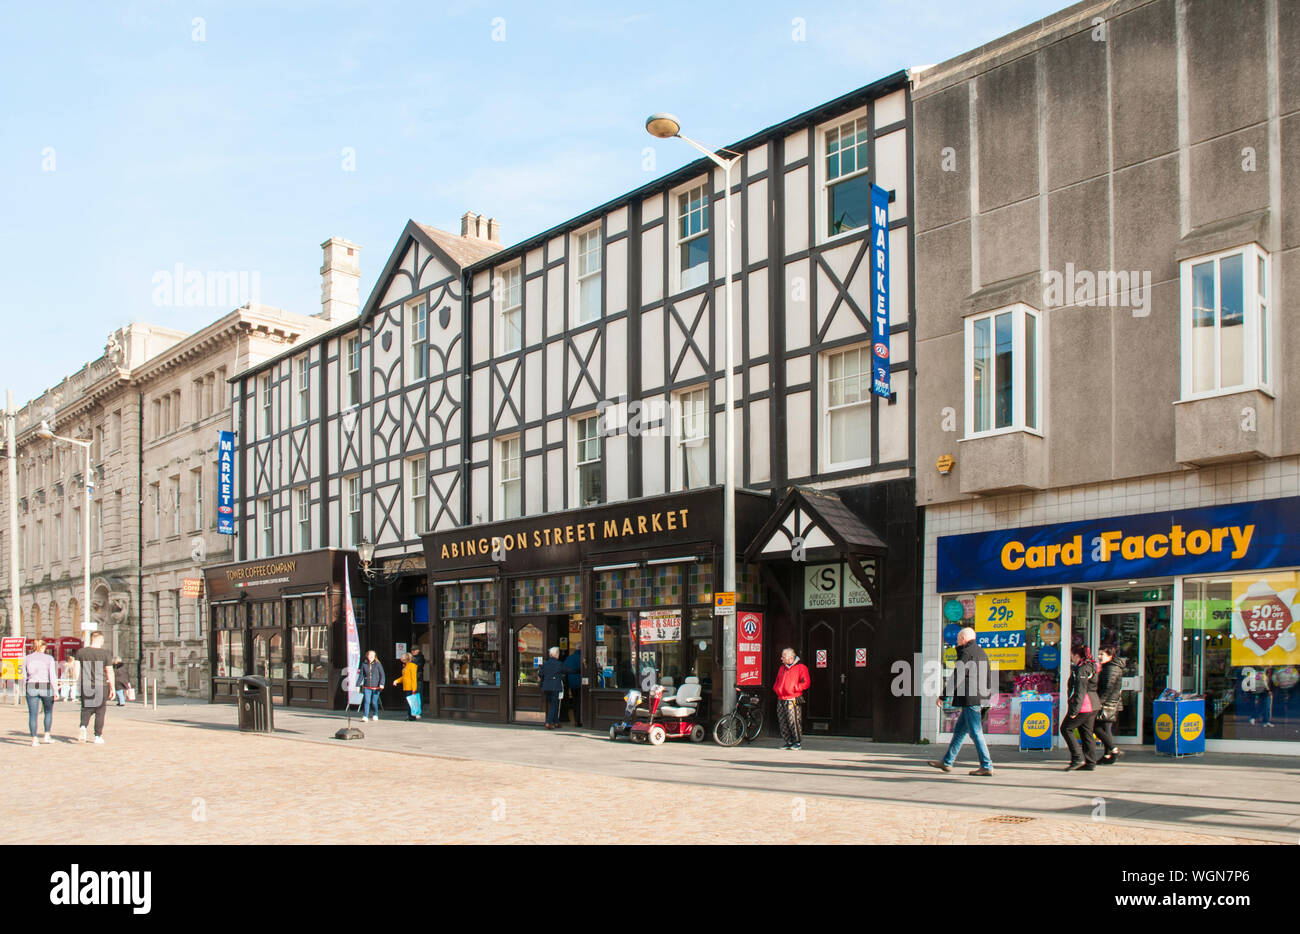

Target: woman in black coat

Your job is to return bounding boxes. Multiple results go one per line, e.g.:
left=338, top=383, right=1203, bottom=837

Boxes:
left=1060, top=644, right=1102, bottom=771
left=1094, top=644, right=1125, bottom=764
left=538, top=647, right=565, bottom=730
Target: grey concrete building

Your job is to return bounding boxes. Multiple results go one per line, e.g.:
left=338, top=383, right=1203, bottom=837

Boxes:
left=913, top=0, right=1300, bottom=754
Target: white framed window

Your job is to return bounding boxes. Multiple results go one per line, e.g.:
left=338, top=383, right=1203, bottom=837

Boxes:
left=1180, top=244, right=1271, bottom=399
left=409, top=300, right=428, bottom=380
left=260, top=498, right=273, bottom=557
left=498, top=436, right=522, bottom=520
left=963, top=304, right=1041, bottom=437
left=170, top=476, right=181, bottom=536
left=674, top=182, right=710, bottom=292
left=673, top=386, right=710, bottom=491
left=820, top=112, right=871, bottom=240
left=261, top=376, right=273, bottom=437
left=498, top=266, right=522, bottom=354
left=823, top=345, right=873, bottom=469
left=574, top=227, right=602, bottom=324
left=295, top=487, right=310, bottom=552
left=346, top=337, right=361, bottom=406
left=346, top=475, right=362, bottom=548
left=295, top=357, right=309, bottom=423
left=150, top=482, right=161, bottom=540
left=573, top=415, right=603, bottom=507
left=406, top=456, right=428, bottom=534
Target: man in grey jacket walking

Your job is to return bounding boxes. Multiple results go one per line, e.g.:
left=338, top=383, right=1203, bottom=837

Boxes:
left=928, top=627, right=995, bottom=776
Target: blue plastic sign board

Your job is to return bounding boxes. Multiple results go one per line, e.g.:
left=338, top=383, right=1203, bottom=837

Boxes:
left=1038, top=645, right=1061, bottom=670
left=869, top=183, right=891, bottom=399
left=943, top=623, right=962, bottom=646
left=217, top=430, right=235, bottom=535
left=1019, top=699, right=1054, bottom=750
left=1153, top=698, right=1205, bottom=756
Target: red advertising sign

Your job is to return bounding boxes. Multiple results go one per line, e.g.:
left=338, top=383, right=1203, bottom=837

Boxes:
left=737, top=612, right=763, bottom=686
left=1, top=637, right=24, bottom=658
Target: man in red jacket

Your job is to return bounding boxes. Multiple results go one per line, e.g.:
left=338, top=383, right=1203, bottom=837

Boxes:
left=774, top=648, right=811, bottom=749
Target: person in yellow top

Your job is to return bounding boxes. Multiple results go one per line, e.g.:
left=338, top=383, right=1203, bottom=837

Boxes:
left=392, top=653, right=421, bottom=721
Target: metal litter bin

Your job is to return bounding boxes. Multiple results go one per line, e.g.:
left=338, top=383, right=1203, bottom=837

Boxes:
left=238, top=675, right=274, bottom=732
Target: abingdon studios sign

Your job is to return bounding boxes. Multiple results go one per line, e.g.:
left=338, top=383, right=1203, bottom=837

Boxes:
left=421, top=487, right=771, bottom=575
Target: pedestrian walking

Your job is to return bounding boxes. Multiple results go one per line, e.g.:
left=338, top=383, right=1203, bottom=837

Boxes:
left=1094, top=644, right=1125, bottom=765
left=1061, top=644, right=1102, bottom=771
left=75, top=633, right=115, bottom=745
left=61, top=654, right=80, bottom=702
left=928, top=627, right=995, bottom=776
left=24, top=639, right=59, bottom=746
left=357, top=650, right=385, bottom=722
left=773, top=647, right=811, bottom=749
left=392, top=652, right=420, bottom=720
left=539, top=647, right=565, bottom=730
left=112, top=658, right=131, bottom=706
left=410, top=644, right=428, bottom=701
left=562, top=647, right=582, bottom=727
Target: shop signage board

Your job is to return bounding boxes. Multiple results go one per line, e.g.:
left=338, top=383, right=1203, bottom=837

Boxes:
left=937, top=496, right=1300, bottom=592
left=1153, top=697, right=1206, bottom=756
left=714, top=591, right=736, bottom=616
left=1, top=637, right=25, bottom=680
left=974, top=592, right=1026, bottom=669
left=181, top=577, right=204, bottom=599
left=639, top=611, right=681, bottom=644
left=216, top=430, right=235, bottom=535
left=869, top=183, right=891, bottom=399
left=1019, top=699, right=1054, bottom=750
left=804, top=561, right=876, bottom=609
left=737, top=612, right=762, bottom=686
left=1229, top=574, right=1300, bottom=666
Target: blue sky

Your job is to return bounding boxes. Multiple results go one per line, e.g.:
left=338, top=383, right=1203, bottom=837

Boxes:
left=0, top=0, right=1068, bottom=405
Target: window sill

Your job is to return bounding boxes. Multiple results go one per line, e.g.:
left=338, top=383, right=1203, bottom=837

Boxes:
left=958, top=426, right=1044, bottom=443
left=1174, top=385, right=1274, bottom=405
left=816, top=224, right=870, bottom=250
left=1174, top=389, right=1276, bottom=466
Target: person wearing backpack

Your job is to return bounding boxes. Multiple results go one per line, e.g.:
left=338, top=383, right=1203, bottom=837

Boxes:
left=1094, top=644, right=1125, bottom=765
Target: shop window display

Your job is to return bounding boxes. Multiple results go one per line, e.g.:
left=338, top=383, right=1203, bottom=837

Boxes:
left=939, top=587, right=1064, bottom=735
left=439, top=582, right=500, bottom=687
left=1184, top=572, right=1300, bottom=742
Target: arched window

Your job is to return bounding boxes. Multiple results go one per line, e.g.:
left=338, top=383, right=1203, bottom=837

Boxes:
left=67, top=598, right=79, bottom=635
left=30, top=604, right=41, bottom=638
left=50, top=601, right=60, bottom=639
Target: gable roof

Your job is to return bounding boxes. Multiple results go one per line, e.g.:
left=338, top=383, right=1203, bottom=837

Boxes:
left=357, top=220, right=501, bottom=327
left=745, top=486, right=887, bottom=562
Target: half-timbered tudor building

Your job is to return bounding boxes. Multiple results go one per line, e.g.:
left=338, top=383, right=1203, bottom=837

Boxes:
left=215, top=70, right=923, bottom=741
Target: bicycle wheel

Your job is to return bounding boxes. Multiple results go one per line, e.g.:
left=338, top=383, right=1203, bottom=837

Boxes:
left=713, top=712, right=745, bottom=747
left=743, top=709, right=764, bottom=742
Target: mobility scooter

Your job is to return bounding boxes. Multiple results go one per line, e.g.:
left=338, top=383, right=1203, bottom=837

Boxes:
left=628, top=676, right=707, bottom=745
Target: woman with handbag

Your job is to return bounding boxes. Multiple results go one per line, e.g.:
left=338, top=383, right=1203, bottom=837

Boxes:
left=1094, top=644, right=1125, bottom=764
left=357, top=650, right=385, bottom=722
left=392, top=652, right=420, bottom=721
left=1060, top=644, right=1102, bottom=771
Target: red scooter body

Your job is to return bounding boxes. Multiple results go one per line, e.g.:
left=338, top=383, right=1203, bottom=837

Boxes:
left=629, top=682, right=706, bottom=745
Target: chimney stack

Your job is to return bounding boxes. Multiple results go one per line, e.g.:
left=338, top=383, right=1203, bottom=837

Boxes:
left=319, top=237, right=361, bottom=322
left=459, top=211, right=500, bottom=244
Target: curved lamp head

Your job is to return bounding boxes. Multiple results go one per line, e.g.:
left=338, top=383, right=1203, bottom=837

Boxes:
left=356, top=540, right=375, bottom=567
left=36, top=420, right=54, bottom=440
left=645, top=113, right=681, bottom=139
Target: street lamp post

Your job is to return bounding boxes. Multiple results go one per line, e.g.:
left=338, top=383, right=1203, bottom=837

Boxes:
left=646, top=113, right=741, bottom=714
left=36, top=421, right=92, bottom=646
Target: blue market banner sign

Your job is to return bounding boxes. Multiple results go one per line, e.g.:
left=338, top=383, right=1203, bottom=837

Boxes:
left=217, top=430, right=235, bottom=535
left=869, top=183, right=891, bottom=399
left=937, top=496, right=1300, bottom=593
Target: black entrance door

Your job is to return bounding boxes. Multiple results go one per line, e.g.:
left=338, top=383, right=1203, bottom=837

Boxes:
left=800, top=610, right=872, bottom=737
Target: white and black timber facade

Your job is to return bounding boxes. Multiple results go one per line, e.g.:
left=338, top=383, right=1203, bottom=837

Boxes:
left=214, top=70, right=923, bottom=742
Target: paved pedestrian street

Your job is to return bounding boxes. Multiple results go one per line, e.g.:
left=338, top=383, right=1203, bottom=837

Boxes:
left=0, top=701, right=1291, bottom=845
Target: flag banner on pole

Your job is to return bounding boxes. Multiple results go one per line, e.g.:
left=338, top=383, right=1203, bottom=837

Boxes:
left=344, top=560, right=361, bottom=706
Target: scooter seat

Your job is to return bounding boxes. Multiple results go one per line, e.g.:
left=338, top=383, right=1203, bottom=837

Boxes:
left=659, top=704, right=698, bottom=717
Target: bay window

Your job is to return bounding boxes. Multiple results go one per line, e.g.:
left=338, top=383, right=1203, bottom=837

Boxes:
left=1181, top=244, right=1271, bottom=398
left=964, top=304, right=1041, bottom=437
